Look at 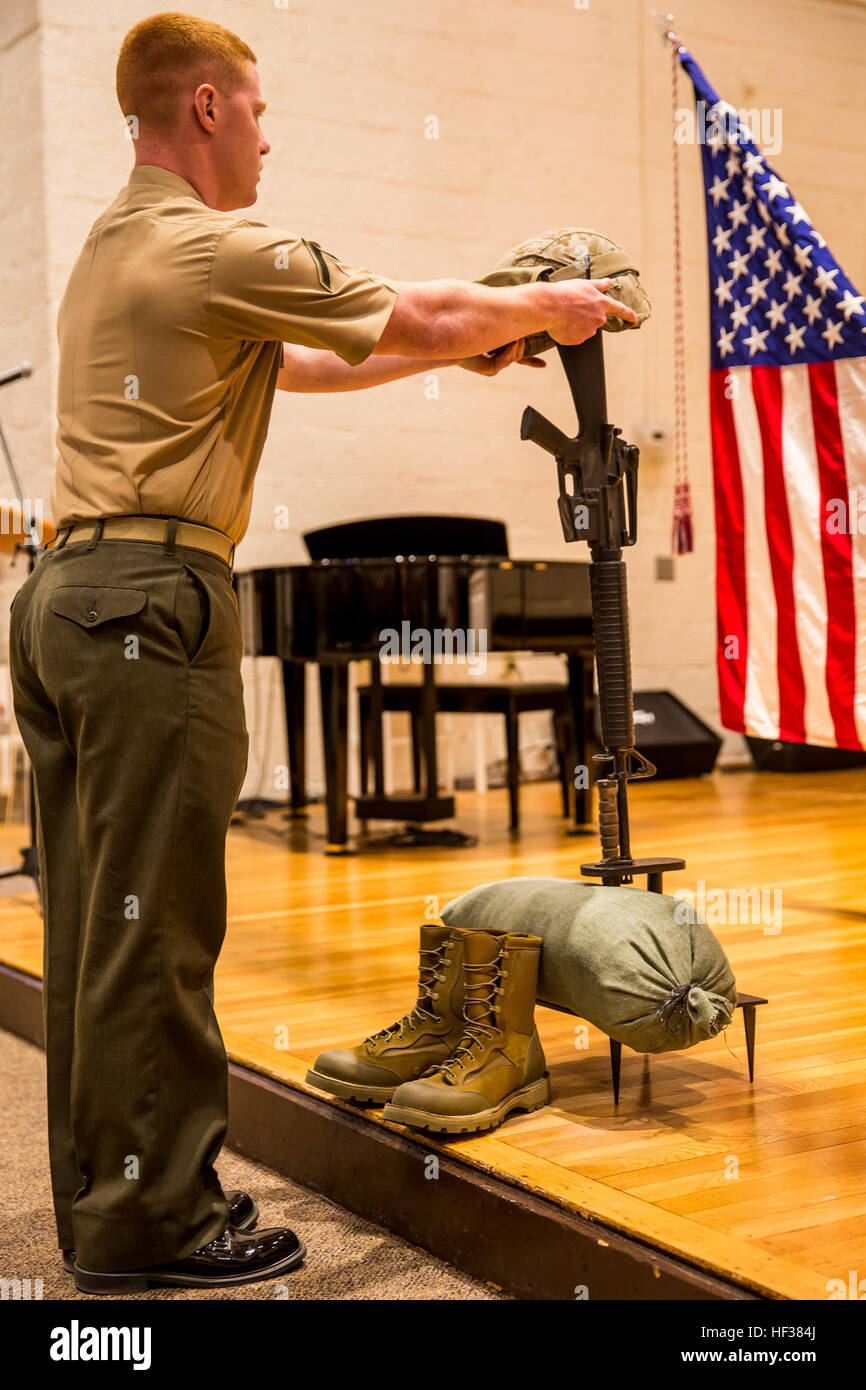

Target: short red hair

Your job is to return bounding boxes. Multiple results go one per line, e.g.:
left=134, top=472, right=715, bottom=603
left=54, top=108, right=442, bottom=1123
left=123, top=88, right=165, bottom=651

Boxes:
left=116, top=12, right=257, bottom=135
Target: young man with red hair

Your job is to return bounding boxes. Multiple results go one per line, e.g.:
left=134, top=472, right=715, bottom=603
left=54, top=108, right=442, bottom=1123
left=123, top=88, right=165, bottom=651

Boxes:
left=10, top=11, right=633, bottom=1293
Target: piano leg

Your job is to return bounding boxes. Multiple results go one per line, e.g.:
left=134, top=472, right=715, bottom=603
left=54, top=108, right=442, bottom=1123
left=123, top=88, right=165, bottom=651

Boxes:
left=504, top=697, right=520, bottom=830
left=410, top=711, right=423, bottom=793
left=420, top=662, right=439, bottom=802
left=319, top=662, right=351, bottom=855
left=281, top=659, right=307, bottom=815
left=553, top=711, right=571, bottom=817
left=368, top=661, right=386, bottom=797
left=567, top=652, right=596, bottom=831
left=359, top=690, right=369, bottom=795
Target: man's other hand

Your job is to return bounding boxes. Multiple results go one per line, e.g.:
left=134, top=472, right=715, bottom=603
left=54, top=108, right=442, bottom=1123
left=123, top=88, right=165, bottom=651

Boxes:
left=458, top=339, right=547, bottom=376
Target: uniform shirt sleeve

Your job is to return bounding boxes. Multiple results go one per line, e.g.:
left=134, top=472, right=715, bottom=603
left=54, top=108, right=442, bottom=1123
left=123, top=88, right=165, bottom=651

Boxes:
left=207, top=221, right=400, bottom=366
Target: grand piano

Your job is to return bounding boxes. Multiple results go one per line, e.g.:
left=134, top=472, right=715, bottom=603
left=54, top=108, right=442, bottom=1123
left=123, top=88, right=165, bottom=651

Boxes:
left=235, top=555, right=595, bottom=852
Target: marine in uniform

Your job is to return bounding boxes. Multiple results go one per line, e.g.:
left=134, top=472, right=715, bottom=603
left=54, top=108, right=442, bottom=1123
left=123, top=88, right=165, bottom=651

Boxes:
left=9, top=12, right=634, bottom=1293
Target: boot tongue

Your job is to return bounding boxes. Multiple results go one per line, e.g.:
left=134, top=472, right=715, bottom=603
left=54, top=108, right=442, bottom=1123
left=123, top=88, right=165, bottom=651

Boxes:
left=419, top=924, right=450, bottom=951
left=416, top=924, right=451, bottom=1011
left=461, top=930, right=501, bottom=1025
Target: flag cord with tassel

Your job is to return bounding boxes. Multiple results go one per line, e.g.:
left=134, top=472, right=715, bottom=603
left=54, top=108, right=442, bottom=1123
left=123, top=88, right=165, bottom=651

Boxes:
left=657, top=13, right=694, bottom=554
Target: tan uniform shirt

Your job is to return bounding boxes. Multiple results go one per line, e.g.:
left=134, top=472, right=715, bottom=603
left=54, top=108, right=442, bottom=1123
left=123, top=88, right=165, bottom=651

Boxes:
left=51, top=165, right=400, bottom=546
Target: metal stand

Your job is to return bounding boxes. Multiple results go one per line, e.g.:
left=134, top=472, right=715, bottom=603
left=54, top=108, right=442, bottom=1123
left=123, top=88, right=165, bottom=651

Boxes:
left=521, top=325, right=768, bottom=1102
left=0, top=769, right=40, bottom=893
left=521, top=329, right=685, bottom=889
left=0, top=393, right=41, bottom=897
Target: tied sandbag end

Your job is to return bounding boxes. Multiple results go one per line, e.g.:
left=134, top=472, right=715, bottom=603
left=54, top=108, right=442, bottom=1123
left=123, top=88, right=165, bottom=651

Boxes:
left=652, top=983, right=734, bottom=1039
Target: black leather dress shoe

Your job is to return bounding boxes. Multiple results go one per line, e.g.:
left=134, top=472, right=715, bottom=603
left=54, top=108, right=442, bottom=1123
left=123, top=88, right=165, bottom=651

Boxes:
left=73, top=1223, right=305, bottom=1294
left=61, top=1188, right=259, bottom=1274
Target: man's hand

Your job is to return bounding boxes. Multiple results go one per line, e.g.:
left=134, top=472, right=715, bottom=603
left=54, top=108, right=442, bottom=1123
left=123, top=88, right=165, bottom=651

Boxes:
left=548, top=277, right=636, bottom=345
left=458, top=338, right=547, bottom=376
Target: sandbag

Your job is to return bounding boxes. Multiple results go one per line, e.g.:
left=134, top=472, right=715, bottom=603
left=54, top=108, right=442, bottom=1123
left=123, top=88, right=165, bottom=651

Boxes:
left=441, top=877, right=736, bottom=1054
left=474, top=226, right=652, bottom=357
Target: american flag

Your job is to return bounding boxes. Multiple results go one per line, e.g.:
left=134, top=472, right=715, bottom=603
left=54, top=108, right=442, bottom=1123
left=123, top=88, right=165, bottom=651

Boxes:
left=679, top=48, right=866, bottom=750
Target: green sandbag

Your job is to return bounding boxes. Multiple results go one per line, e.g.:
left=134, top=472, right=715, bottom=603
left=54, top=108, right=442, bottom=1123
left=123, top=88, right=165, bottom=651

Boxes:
left=441, top=877, right=736, bottom=1054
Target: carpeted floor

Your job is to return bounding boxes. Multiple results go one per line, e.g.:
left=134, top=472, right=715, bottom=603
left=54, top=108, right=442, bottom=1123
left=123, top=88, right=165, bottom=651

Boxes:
left=0, top=1028, right=503, bottom=1301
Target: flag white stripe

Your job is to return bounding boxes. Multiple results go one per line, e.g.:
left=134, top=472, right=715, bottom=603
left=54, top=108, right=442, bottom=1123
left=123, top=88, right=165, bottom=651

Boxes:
left=730, top=367, right=780, bottom=738
left=835, top=357, right=866, bottom=749
left=778, top=365, right=835, bottom=745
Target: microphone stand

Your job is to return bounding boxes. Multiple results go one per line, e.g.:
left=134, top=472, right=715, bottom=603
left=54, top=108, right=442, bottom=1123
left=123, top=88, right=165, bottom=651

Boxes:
left=0, top=364, right=41, bottom=897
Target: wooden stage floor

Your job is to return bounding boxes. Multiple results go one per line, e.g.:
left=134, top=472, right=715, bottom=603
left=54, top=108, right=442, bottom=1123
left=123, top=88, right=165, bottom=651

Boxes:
left=1, top=766, right=865, bottom=1299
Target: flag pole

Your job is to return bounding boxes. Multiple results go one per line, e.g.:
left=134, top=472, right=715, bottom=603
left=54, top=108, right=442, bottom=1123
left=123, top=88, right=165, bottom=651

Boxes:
left=650, top=11, right=694, bottom=554
left=650, top=10, right=683, bottom=52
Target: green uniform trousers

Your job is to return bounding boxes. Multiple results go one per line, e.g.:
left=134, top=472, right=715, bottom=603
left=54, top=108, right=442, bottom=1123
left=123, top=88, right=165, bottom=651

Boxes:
left=8, top=529, right=249, bottom=1271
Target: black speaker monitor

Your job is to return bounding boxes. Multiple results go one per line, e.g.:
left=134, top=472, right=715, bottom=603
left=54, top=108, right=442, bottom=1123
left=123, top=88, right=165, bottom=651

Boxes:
left=746, top=737, right=866, bottom=772
left=592, top=690, right=722, bottom=780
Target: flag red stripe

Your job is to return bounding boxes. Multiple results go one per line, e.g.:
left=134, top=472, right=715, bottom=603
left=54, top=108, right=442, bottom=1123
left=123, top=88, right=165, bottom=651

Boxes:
left=751, top=366, right=806, bottom=742
left=710, top=371, right=748, bottom=733
left=809, top=360, right=861, bottom=750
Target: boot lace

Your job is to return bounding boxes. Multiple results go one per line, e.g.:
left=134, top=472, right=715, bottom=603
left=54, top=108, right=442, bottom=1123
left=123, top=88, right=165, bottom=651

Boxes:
left=427, top=952, right=505, bottom=1083
left=365, top=939, right=453, bottom=1052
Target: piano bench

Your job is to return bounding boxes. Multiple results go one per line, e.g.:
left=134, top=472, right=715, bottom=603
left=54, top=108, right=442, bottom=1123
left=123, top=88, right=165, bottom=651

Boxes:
left=357, top=682, right=576, bottom=830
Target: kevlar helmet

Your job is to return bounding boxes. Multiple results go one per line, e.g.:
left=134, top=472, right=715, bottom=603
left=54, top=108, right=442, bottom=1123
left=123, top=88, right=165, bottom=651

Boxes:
left=475, top=227, right=651, bottom=357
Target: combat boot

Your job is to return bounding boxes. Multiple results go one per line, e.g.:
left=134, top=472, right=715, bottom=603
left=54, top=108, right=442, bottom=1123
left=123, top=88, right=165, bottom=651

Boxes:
left=383, top=929, right=550, bottom=1134
left=305, top=925, right=466, bottom=1103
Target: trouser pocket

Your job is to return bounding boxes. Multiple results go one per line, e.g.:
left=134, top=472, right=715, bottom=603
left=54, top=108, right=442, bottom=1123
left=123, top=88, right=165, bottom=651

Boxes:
left=48, top=584, right=148, bottom=629
left=172, top=564, right=211, bottom=666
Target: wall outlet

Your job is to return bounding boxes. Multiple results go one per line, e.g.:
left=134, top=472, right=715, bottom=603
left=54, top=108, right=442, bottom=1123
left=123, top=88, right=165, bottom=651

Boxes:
left=632, top=423, right=668, bottom=455
left=655, top=555, right=675, bottom=582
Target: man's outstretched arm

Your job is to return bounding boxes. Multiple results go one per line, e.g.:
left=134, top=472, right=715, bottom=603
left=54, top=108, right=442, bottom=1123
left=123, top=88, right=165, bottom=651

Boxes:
left=374, top=276, right=635, bottom=358
left=276, top=275, right=634, bottom=392
left=276, top=337, right=540, bottom=392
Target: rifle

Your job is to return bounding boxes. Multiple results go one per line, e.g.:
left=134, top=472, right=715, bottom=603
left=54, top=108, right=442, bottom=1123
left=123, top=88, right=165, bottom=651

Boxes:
left=520, top=316, right=685, bottom=892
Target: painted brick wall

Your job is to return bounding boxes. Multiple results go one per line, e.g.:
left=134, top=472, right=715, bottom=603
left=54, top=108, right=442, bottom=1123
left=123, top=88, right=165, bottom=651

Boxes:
left=0, top=2, right=53, bottom=653
left=2, top=0, right=864, bottom=801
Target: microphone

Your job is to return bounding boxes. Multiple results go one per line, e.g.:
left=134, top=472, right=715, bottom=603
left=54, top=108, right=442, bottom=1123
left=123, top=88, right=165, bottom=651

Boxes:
left=0, top=362, right=32, bottom=389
